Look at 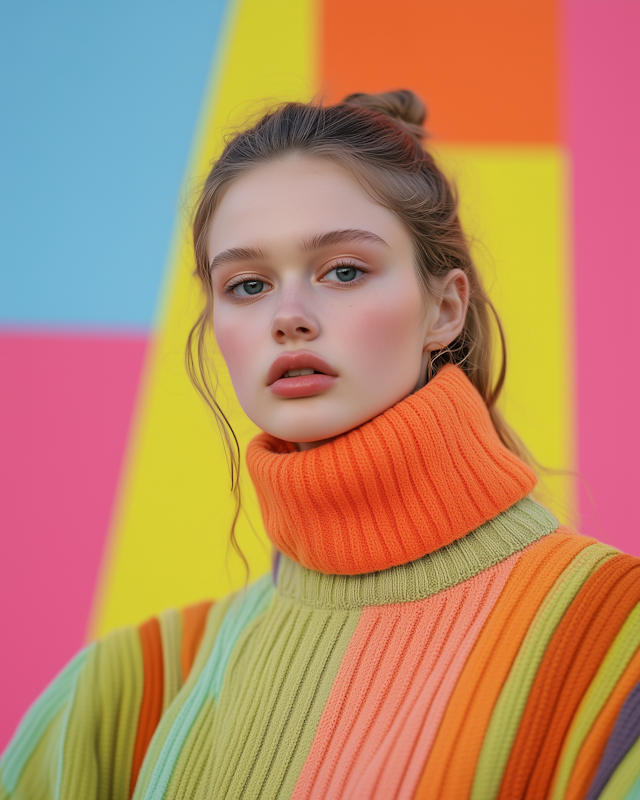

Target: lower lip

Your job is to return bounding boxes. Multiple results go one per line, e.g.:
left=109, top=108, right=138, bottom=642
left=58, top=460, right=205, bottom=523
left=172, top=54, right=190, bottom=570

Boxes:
left=269, top=374, right=337, bottom=398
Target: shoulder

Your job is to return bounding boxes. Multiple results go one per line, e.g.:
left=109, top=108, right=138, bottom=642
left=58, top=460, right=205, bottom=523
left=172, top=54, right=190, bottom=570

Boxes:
left=0, top=598, right=223, bottom=799
left=517, top=524, right=640, bottom=664
left=531, top=523, right=640, bottom=605
left=494, top=524, right=640, bottom=796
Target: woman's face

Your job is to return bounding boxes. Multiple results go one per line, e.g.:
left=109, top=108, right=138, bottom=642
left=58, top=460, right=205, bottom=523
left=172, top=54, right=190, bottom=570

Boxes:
left=208, top=156, right=468, bottom=447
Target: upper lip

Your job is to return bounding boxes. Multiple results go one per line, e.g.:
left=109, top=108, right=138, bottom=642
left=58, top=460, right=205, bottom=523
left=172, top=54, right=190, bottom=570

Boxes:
left=267, top=350, right=338, bottom=385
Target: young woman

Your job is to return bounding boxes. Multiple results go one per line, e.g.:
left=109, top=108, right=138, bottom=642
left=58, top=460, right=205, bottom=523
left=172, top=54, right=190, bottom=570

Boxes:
left=2, top=92, right=640, bottom=800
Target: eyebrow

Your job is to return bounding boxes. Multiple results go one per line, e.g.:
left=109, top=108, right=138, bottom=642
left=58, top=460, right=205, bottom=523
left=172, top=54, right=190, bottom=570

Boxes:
left=208, top=228, right=389, bottom=272
left=300, top=228, right=390, bottom=252
left=209, top=245, right=268, bottom=273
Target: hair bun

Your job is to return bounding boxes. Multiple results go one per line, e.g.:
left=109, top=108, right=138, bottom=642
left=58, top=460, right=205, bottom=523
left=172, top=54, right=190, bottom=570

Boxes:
left=342, top=89, right=428, bottom=140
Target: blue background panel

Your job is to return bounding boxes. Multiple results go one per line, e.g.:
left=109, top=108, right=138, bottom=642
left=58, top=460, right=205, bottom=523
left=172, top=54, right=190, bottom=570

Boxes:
left=0, top=0, right=229, bottom=329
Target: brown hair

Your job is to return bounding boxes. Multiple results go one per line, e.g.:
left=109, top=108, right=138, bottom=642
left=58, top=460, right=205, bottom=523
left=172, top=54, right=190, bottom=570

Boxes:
left=187, top=90, right=531, bottom=562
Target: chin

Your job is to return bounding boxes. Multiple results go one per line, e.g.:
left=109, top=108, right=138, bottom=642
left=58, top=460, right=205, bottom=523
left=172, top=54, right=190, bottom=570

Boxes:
left=260, top=411, right=354, bottom=445
left=273, top=424, right=351, bottom=445
left=263, top=404, right=377, bottom=445
left=248, top=392, right=396, bottom=445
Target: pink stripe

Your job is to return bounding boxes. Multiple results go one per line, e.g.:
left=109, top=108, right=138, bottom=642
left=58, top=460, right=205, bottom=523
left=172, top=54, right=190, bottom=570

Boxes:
left=563, top=1, right=640, bottom=554
left=291, top=554, right=520, bottom=800
left=0, top=331, right=147, bottom=749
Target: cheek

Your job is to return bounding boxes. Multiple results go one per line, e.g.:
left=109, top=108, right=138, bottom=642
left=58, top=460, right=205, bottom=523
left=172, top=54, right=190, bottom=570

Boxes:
left=213, top=312, right=262, bottom=397
left=341, top=291, right=425, bottom=376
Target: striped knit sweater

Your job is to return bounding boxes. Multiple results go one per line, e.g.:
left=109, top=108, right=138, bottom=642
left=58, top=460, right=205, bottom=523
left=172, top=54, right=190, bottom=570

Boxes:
left=2, top=366, right=640, bottom=799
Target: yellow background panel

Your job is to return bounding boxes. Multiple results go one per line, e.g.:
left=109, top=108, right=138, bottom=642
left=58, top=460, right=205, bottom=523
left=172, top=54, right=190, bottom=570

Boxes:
left=92, top=0, right=317, bottom=636
left=436, top=146, right=576, bottom=522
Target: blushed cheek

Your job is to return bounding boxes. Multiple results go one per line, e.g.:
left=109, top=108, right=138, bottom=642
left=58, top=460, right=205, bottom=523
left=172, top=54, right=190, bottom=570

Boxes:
left=347, top=294, right=425, bottom=381
left=213, top=318, right=259, bottom=402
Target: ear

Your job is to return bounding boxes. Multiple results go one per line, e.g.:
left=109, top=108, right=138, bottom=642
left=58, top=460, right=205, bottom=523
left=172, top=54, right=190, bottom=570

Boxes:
left=424, top=269, right=470, bottom=351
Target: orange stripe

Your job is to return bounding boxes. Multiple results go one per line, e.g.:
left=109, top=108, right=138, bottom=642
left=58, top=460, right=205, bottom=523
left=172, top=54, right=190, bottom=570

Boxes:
left=498, top=555, right=640, bottom=800
left=564, top=645, right=640, bottom=800
left=415, top=529, right=593, bottom=799
left=129, top=618, right=165, bottom=798
left=180, top=600, right=213, bottom=682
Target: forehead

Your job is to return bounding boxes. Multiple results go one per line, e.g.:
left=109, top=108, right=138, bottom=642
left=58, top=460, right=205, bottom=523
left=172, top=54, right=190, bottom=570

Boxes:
left=206, top=156, right=404, bottom=255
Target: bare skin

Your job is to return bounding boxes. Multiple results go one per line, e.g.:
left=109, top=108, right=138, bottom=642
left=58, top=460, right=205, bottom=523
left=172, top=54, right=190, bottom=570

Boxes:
left=207, top=156, right=469, bottom=449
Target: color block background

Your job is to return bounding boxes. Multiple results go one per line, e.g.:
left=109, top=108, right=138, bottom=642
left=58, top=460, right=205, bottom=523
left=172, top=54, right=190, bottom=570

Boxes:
left=1, top=0, right=638, bottom=750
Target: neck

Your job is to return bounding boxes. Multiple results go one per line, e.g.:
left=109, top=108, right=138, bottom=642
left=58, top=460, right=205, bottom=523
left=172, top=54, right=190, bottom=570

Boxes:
left=247, top=365, right=536, bottom=576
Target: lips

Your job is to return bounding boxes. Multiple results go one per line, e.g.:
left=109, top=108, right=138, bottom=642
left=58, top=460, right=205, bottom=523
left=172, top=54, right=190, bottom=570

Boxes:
left=267, top=350, right=338, bottom=398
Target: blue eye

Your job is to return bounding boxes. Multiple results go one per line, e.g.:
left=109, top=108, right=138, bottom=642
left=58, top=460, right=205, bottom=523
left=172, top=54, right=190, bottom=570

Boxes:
left=325, top=265, right=363, bottom=283
left=232, top=279, right=266, bottom=296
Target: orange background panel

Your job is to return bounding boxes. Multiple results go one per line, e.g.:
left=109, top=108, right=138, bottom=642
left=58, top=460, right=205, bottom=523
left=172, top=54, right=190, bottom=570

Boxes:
left=321, top=0, right=559, bottom=143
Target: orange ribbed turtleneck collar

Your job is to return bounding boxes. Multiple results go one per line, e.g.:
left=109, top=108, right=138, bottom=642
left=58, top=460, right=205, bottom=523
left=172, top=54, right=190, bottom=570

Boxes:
left=246, top=365, right=536, bottom=576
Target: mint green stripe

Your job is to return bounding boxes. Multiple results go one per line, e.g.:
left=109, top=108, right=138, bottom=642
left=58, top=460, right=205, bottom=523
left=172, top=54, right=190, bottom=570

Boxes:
left=624, top=770, right=640, bottom=800
left=142, top=576, right=274, bottom=800
left=0, top=644, right=94, bottom=795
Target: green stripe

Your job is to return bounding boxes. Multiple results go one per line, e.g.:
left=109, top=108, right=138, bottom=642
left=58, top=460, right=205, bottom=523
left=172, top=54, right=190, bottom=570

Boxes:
left=278, top=497, right=558, bottom=609
left=141, top=577, right=273, bottom=800
left=552, top=602, right=640, bottom=800
left=56, top=625, right=144, bottom=799
left=54, top=672, right=80, bottom=800
left=198, top=594, right=362, bottom=798
left=0, top=644, right=94, bottom=795
left=471, top=542, right=618, bottom=800
left=208, top=582, right=274, bottom=701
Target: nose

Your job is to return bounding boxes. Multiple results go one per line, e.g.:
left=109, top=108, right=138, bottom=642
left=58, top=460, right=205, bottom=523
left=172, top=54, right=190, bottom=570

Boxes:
left=270, top=291, right=320, bottom=345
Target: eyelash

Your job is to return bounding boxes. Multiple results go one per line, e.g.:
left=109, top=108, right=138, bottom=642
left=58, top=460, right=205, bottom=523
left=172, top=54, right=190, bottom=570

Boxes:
left=223, top=273, right=268, bottom=294
left=323, top=260, right=367, bottom=283
left=222, top=260, right=368, bottom=297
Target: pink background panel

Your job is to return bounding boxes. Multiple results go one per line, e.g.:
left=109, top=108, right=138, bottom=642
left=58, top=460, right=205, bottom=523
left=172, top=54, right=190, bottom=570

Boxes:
left=0, top=332, right=147, bottom=748
left=564, top=0, right=640, bottom=553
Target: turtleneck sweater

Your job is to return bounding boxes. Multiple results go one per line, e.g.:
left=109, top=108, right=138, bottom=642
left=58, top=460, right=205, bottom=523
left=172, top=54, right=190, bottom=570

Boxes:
left=2, top=367, right=640, bottom=800
left=247, top=365, right=536, bottom=574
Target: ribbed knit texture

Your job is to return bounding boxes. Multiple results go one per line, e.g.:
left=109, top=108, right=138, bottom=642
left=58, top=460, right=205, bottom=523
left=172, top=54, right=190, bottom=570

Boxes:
left=2, top=367, right=639, bottom=800
left=290, top=555, right=520, bottom=800
left=276, top=497, right=557, bottom=609
left=247, top=365, right=537, bottom=574
left=561, top=644, right=640, bottom=800
left=586, top=680, right=640, bottom=800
